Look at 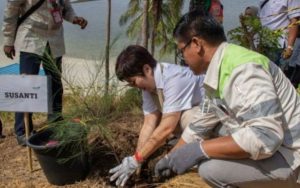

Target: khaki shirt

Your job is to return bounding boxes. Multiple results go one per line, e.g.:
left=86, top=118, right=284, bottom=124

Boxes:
left=183, top=42, right=300, bottom=173
left=2, top=0, right=77, bottom=58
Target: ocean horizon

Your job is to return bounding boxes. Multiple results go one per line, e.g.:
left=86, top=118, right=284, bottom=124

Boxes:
left=0, top=0, right=260, bottom=65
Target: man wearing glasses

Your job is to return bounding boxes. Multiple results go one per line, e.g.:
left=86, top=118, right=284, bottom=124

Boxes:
left=109, top=45, right=212, bottom=187
left=155, top=10, right=300, bottom=188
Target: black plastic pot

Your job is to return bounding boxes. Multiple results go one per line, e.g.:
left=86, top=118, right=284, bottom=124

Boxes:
left=27, top=129, right=90, bottom=186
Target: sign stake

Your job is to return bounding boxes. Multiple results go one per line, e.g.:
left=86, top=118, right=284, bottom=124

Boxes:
left=24, top=112, right=33, bottom=172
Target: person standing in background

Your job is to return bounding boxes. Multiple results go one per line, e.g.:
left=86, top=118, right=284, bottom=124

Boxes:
left=2, top=0, right=88, bottom=146
left=286, top=26, right=300, bottom=88
left=244, top=6, right=259, bottom=17
left=259, top=0, right=300, bottom=72
left=189, top=0, right=224, bottom=24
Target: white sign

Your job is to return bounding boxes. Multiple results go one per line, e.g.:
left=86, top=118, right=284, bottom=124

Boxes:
left=0, top=75, right=51, bottom=113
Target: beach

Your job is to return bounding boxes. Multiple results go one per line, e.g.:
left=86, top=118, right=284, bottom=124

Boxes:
left=0, top=0, right=260, bottom=88
left=0, top=0, right=260, bottom=60
left=61, top=56, right=121, bottom=89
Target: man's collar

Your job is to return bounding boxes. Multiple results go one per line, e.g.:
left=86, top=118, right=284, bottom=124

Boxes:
left=203, top=42, right=228, bottom=95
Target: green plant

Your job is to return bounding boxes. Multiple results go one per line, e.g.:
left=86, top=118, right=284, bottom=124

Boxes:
left=58, top=87, right=142, bottom=163
left=47, top=120, right=88, bottom=163
left=116, top=88, right=142, bottom=113
left=34, top=41, right=143, bottom=164
left=228, top=14, right=282, bottom=59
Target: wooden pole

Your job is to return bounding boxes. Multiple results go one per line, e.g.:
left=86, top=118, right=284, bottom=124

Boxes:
left=24, top=112, right=33, bottom=172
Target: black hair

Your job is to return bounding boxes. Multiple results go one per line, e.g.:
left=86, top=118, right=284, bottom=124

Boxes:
left=173, top=10, right=226, bottom=45
left=115, top=45, right=157, bottom=81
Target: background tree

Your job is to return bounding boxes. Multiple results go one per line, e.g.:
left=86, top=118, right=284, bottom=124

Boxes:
left=142, top=0, right=149, bottom=48
left=119, top=0, right=184, bottom=57
left=150, top=0, right=161, bottom=55
left=105, top=0, right=111, bottom=93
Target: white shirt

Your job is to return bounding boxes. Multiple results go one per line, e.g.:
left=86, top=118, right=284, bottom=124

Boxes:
left=142, top=62, right=205, bottom=114
left=259, top=0, right=300, bottom=47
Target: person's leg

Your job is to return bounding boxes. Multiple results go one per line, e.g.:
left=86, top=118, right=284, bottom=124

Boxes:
left=198, top=152, right=299, bottom=188
left=289, top=38, right=300, bottom=69
left=291, top=65, right=300, bottom=88
left=285, top=38, right=300, bottom=80
left=284, top=66, right=295, bottom=80
left=15, top=52, right=41, bottom=145
left=266, top=48, right=282, bottom=66
left=42, top=52, right=63, bottom=122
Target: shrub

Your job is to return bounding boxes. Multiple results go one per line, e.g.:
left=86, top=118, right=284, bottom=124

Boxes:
left=228, top=14, right=282, bottom=59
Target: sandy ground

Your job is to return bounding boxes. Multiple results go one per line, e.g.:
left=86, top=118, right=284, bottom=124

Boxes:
left=62, top=56, right=118, bottom=87
left=0, top=117, right=112, bottom=188
left=0, top=113, right=211, bottom=188
left=0, top=54, right=210, bottom=187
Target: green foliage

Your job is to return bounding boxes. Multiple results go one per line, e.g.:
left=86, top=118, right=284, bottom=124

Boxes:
left=120, top=0, right=184, bottom=56
left=50, top=121, right=88, bottom=144
left=117, top=88, right=142, bottom=112
left=64, top=87, right=141, bottom=119
left=37, top=49, right=142, bottom=163
left=228, top=15, right=282, bottom=58
left=47, top=120, right=88, bottom=163
left=0, top=112, right=14, bottom=125
left=119, top=0, right=142, bottom=26
left=42, top=86, right=142, bottom=163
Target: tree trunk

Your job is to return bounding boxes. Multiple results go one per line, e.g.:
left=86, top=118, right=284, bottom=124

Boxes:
left=151, top=0, right=161, bottom=56
left=142, top=0, right=149, bottom=49
left=105, top=0, right=111, bottom=94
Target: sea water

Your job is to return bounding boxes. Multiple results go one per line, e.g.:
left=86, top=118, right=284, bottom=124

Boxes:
left=0, top=0, right=260, bottom=63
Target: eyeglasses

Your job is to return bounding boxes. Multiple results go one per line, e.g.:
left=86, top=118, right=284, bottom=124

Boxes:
left=177, top=39, right=193, bottom=61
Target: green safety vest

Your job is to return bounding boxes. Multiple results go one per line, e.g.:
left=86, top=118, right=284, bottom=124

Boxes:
left=218, top=44, right=270, bottom=98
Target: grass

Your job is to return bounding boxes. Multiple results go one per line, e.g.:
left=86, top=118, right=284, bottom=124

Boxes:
left=0, top=51, right=143, bottom=164
left=49, top=86, right=142, bottom=163
left=1, top=49, right=299, bottom=164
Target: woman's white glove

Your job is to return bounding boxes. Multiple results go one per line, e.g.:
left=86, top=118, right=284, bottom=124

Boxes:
left=109, top=156, right=139, bottom=186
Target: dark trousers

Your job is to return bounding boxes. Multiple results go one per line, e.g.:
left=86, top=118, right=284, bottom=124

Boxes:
left=15, top=51, right=63, bottom=136
left=290, top=65, right=300, bottom=88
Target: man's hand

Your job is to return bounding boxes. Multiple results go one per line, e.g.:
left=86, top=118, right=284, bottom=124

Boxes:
left=72, top=16, right=88, bottom=29
left=109, top=156, right=139, bottom=187
left=168, top=141, right=208, bottom=174
left=282, top=47, right=293, bottom=59
left=3, top=45, right=15, bottom=59
left=154, top=155, right=172, bottom=178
